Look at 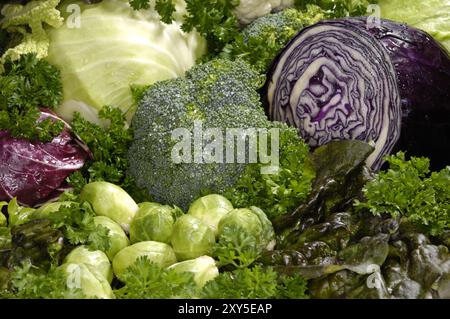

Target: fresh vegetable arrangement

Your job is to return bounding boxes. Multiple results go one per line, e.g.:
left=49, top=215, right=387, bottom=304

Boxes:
left=0, top=0, right=449, bottom=300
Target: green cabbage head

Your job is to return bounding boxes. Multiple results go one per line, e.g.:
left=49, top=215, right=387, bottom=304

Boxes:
left=47, top=0, right=207, bottom=122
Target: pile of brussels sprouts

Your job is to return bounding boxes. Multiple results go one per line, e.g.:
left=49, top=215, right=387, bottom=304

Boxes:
left=44, top=181, right=275, bottom=298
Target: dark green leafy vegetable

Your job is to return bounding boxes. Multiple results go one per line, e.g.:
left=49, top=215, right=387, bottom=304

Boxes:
left=129, top=0, right=176, bottom=23
left=0, top=227, right=10, bottom=250
left=128, top=0, right=151, bottom=10
left=308, top=269, right=387, bottom=299
left=213, top=225, right=260, bottom=269
left=114, top=256, right=198, bottom=299
left=6, top=219, right=64, bottom=269
left=202, top=265, right=308, bottom=299
left=46, top=199, right=110, bottom=252
left=274, top=140, right=374, bottom=244
left=130, top=0, right=240, bottom=53
left=355, top=152, right=450, bottom=236
left=225, top=126, right=315, bottom=220
left=276, top=273, right=310, bottom=299
left=0, top=260, right=84, bottom=299
left=182, top=0, right=240, bottom=53
left=0, top=53, right=63, bottom=142
left=68, top=106, right=148, bottom=202
left=202, top=265, right=278, bottom=299
left=154, top=0, right=176, bottom=24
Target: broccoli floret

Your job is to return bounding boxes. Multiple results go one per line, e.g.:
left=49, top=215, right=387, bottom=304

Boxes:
left=221, top=6, right=326, bottom=73
left=127, top=59, right=273, bottom=209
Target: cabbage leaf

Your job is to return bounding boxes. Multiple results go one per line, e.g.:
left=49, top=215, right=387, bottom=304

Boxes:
left=380, top=0, right=450, bottom=52
left=47, top=0, right=206, bottom=121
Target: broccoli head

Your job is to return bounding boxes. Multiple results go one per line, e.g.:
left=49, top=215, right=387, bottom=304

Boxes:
left=127, top=59, right=273, bottom=209
left=220, top=6, right=326, bottom=73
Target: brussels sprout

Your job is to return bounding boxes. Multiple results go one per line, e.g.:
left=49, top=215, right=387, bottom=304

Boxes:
left=80, top=182, right=139, bottom=232
left=129, top=203, right=175, bottom=244
left=138, top=202, right=161, bottom=210
left=218, top=208, right=263, bottom=237
left=168, top=256, right=219, bottom=288
left=171, top=215, right=215, bottom=261
left=93, top=216, right=130, bottom=260
left=112, top=241, right=177, bottom=280
left=64, top=246, right=113, bottom=283
left=187, top=194, right=233, bottom=235
left=248, top=206, right=276, bottom=251
left=218, top=207, right=275, bottom=251
left=60, top=263, right=115, bottom=299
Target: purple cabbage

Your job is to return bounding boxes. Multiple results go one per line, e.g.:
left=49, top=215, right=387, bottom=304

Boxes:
left=0, top=110, right=89, bottom=206
left=266, top=17, right=450, bottom=170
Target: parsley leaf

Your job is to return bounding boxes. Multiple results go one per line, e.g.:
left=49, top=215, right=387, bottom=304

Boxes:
left=129, top=0, right=150, bottom=10
left=47, top=200, right=110, bottom=252
left=276, top=273, right=310, bottom=299
left=213, top=225, right=260, bottom=269
left=182, top=0, right=240, bottom=53
left=225, top=127, right=315, bottom=220
left=68, top=106, right=149, bottom=202
left=202, top=266, right=309, bottom=299
left=114, top=256, right=199, bottom=299
left=2, top=261, right=84, bottom=299
left=130, top=0, right=240, bottom=53
left=155, top=0, right=176, bottom=24
left=202, top=265, right=277, bottom=299
left=355, top=152, right=450, bottom=236
left=0, top=53, right=63, bottom=142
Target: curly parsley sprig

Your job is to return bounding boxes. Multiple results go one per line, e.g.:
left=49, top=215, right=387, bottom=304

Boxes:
left=129, top=0, right=240, bottom=54
left=68, top=106, right=149, bottom=202
left=355, top=152, right=450, bottom=237
left=0, top=53, right=63, bottom=142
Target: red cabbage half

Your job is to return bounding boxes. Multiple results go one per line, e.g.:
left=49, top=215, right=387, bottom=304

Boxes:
left=0, top=110, right=89, bottom=206
left=266, top=18, right=450, bottom=170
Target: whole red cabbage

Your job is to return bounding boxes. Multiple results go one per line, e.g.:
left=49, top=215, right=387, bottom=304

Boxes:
left=266, top=18, right=450, bottom=171
left=0, top=110, right=89, bottom=206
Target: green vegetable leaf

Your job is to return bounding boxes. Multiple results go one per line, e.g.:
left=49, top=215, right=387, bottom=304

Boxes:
left=114, top=256, right=199, bottom=299
left=129, top=0, right=151, bottom=10
left=155, top=0, right=176, bottom=24
left=202, top=265, right=278, bottom=299
left=225, top=126, right=314, bottom=220
left=47, top=200, right=111, bottom=251
left=213, top=225, right=260, bottom=269
left=0, top=53, right=63, bottom=142
left=2, top=261, right=84, bottom=299
left=0, top=0, right=64, bottom=66
left=68, top=106, right=149, bottom=201
left=130, top=0, right=240, bottom=53
left=276, top=274, right=310, bottom=299
left=355, top=152, right=450, bottom=236
left=379, top=0, right=450, bottom=52
left=182, top=0, right=240, bottom=52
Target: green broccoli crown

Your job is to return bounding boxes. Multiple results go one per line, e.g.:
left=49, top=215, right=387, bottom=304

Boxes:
left=128, top=59, right=273, bottom=209
left=221, top=7, right=326, bottom=73
left=241, top=8, right=306, bottom=40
